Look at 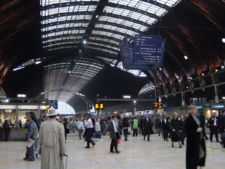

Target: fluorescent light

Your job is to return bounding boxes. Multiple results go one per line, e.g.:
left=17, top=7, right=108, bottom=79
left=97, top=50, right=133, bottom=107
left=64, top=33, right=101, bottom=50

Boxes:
left=13, top=66, right=25, bottom=71
left=222, top=96, right=225, bottom=100
left=123, top=95, right=131, bottom=99
left=35, top=60, right=42, bottom=65
left=133, top=100, right=137, bottom=104
left=82, top=39, right=87, bottom=44
left=221, top=65, right=225, bottom=69
left=222, top=38, right=225, bottom=43
left=184, top=55, right=188, bottom=60
left=17, top=94, right=26, bottom=98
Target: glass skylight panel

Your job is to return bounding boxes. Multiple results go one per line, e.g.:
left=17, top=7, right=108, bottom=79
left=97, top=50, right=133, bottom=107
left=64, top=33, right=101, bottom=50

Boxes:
left=89, top=37, right=119, bottom=45
left=88, top=42, right=119, bottom=51
left=86, top=46, right=118, bottom=55
left=155, top=0, right=181, bottom=7
left=92, top=30, right=124, bottom=40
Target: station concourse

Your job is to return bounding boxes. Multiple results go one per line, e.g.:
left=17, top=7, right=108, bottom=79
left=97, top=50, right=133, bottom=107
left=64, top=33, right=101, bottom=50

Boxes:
left=0, top=0, right=225, bottom=169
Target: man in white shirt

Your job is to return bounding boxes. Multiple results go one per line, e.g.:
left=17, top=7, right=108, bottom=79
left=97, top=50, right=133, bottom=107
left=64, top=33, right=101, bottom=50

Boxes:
left=208, top=113, right=219, bottom=142
left=84, top=115, right=95, bottom=148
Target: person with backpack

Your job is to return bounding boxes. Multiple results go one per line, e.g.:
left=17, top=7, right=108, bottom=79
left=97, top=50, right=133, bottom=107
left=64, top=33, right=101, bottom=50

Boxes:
left=24, top=112, right=38, bottom=161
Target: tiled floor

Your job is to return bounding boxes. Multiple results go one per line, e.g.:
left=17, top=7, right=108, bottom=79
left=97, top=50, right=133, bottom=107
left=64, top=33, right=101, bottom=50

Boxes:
left=0, top=134, right=224, bottom=169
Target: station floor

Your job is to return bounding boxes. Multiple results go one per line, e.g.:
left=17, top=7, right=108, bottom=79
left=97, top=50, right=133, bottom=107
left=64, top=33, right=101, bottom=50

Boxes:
left=0, top=134, right=224, bottom=169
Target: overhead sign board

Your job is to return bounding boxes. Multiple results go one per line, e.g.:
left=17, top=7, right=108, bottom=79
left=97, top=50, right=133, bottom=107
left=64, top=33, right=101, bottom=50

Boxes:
left=120, top=35, right=166, bottom=70
left=46, top=100, right=58, bottom=109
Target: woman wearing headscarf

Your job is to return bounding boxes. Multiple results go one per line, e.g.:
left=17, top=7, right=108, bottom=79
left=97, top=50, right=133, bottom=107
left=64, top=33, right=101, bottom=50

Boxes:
left=185, top=105, right=206, bottom=169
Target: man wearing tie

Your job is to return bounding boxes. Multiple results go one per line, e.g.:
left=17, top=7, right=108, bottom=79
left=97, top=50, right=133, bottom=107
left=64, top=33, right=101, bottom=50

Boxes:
left=208, top=113, right=219, bottom=142
left=104, top=116, right=120, bottom=153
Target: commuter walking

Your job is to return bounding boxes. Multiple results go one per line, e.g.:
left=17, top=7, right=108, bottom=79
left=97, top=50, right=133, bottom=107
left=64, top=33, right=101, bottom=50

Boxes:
left=208, top=113, right=219, bottom=142
left=76, top=118, right=84, bottom=140
left=185, top=105, right=206, bottom=169
left=24, top=112, right=38, bottom=161
left=161, top=116, right=170, bottom=141
left=122, top=117, right=130, bottom=141
left=3, top=120, right=10, bottom=141
left=84, top=115, right=95, bottom=148
left=143, top=115, right=153, bottom=141
left=132, top=117, right=139, bottom=137
left=39, top=109, right=67, bottom=169
left=104, top=115, right=121, bottom=153
left=170, top=112, right=182, bottom=148
left=221, top=110, right=225, bottom=148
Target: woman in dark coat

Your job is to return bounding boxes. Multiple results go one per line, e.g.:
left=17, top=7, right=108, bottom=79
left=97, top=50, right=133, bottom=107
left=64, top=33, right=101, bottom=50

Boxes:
left=171, top=112, right=182, bottom=148
left=185, top=105, right=206, bottom=169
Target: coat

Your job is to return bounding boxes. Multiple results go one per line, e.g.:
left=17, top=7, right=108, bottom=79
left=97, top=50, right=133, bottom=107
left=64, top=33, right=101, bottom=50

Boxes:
left=142, top=118, right=153, bottom=134
left=184, top=115, right=206, bottom=169
left=39, top=118, right=66, bottom=169
left=104, top=121, right=120, bottom=140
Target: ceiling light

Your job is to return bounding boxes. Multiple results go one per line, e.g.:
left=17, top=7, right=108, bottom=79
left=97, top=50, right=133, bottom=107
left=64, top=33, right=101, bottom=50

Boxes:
left=186, top=86, right=189, bottom=89
left=13, top=66, right=25, bottom=71
left=82, top=39, right=87, bottom=45
left=222, top=38, right=225, bottom=43
left=215, top=69, right=219, bottom=72
left=35, top=60, right=42, bottom=65
left=201, top=73, right=205, bottom=76
left=17, top=94, right=26, bottom=98
left=221, top=65, right=225, bottom=69
left=184, top=55, right=188, bottom=60
left=159, top=67, right=162, bottom=71
left=68, top=71, right=71, bottom=74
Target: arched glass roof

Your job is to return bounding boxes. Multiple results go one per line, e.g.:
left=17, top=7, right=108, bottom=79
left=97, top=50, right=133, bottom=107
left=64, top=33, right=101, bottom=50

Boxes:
left=40, top=0, right=182, bottom=55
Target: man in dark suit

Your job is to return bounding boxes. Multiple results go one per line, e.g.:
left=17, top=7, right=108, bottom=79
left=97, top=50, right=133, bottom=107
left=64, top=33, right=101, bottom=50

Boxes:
left=161, top=116, right=170, bottom=141
left=143, top=115, right=153, bottom=141
left=221, top=110, right=225, bottom=148
left=104, top=115, right=120, bottom=153
left=208, top=112, right=219, bottom=142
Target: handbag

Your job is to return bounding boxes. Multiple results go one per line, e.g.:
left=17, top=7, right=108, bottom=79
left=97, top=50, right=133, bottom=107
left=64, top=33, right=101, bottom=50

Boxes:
left=116, top=139, right=120, bottom=144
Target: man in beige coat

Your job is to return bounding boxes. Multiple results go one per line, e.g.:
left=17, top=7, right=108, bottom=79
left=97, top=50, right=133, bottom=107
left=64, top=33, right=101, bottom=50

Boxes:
left=39, top=109, right=67, bottom=169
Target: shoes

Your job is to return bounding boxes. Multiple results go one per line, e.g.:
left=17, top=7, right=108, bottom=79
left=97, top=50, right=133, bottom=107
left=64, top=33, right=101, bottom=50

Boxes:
left=110, top=151, right=114, bottom=153
left=85, top=146, right=90, bottom=148
left=23, top=158, right=34, bottom=161
left=115, top=150, right=120, bottom=154
left=92, top=143, right=95, bottom=148
left=179, top=145, right=182, bottom=148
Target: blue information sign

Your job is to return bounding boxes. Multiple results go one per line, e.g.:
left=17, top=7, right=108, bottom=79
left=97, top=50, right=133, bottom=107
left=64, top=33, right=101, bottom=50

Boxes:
left=46, top=100, right=58, bottom=109
left=120, top=35, right=166, bottom=70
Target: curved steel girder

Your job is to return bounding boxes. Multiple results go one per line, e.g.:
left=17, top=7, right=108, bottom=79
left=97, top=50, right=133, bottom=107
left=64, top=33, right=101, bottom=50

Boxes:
left=93, top=27, right=132, bottom=38
left=42, top=33, right=85, bottom=41
left=42, top=27, right=88, bottom=35
left=97, top=21, right=142, bottom=33
left=86, top=43, right=119, bottom=53
left=41, top=1, right=99, bottom=11
left=103, top=13, right=151, bottom=27
left=41, top=19, right=90, bottom=28
left=41, top=11, right=94, bottom=20
left=141, top=0, right=169, bottom=10
left=42, top=33, right=120, bottom=42
left=43, top=38, right=119, bottom=49
left=106, top=3, right=159, bottom=20
left=85, top=46, right=118, bottom=56
left=44, top=42, right=119, bottom=54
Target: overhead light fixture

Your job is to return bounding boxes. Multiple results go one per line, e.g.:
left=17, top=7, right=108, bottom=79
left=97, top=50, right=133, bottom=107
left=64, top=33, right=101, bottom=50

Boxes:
left=17, top=94, right=26, bottom=98
left=82, top=39, right=87, bottom=45
left=215, top=69, right=219, bottom=72
left=13, top=66, right=25, bottom=72
left=2, top=98, right=9, bottom=103
left=95, top=15, right=99, bottom=19
left=68, top=70, right=71, bottom=74
left=35, top=60, right=42, bottom=65
left=184, top=55, right=188, bottom=60
left=159, top=67, right=162, bottom=71
left=222, top=38, right=225, bottom=43
left=201, top=73, right=205, bottom=76
left=221, top=65, right=225, bottom=69
left=186, top=86, right=189, bottom=89
left=133, top=100, right=137, bottom=104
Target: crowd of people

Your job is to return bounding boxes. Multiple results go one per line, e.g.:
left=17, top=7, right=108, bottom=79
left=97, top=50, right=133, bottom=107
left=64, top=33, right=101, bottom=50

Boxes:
left=4, top=106, right=225, bottom=169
